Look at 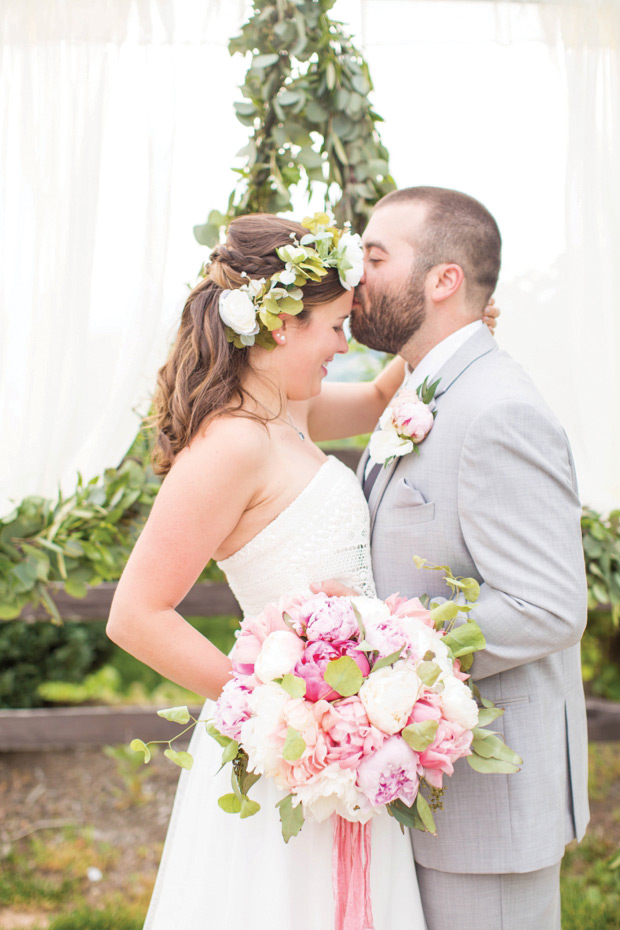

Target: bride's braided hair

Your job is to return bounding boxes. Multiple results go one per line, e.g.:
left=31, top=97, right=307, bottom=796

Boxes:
left=152, top=214, right=345, bottom=475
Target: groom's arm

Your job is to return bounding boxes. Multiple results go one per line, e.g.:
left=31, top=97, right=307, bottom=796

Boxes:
left=457, top=400, right=587, bottom=681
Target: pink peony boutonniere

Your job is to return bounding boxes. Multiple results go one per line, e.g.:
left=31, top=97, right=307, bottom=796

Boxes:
left=368, top=377, right=440, bottom=468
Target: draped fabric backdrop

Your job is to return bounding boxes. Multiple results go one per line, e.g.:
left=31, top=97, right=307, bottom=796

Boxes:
left=1, top=0, right=618, bottom=514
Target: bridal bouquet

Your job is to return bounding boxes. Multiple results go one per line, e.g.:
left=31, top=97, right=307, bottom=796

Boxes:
left=134, top=562, right=520, bottom=930
left=200, top=561, right=519, bottom=840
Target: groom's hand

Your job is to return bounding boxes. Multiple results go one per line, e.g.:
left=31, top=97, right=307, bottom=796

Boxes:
left=310, top=580, right=359, bottom=597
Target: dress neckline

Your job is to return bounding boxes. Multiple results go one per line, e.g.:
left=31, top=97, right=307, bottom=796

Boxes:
left=216, top=455, right=338, bottom=568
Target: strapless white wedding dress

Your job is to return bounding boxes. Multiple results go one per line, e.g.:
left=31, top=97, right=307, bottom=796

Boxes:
left=143, top=456, right=426, bottom=930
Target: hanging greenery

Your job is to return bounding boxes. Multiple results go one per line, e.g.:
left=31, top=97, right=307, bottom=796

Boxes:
left=193, top=0, right=395, bottom=246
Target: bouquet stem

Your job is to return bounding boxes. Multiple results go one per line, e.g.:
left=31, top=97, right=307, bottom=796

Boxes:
left=332, top=816, right=374, bottom=930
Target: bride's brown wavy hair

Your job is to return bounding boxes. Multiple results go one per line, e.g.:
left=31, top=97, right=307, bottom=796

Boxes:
left=152, top=214, right=345, bottom=475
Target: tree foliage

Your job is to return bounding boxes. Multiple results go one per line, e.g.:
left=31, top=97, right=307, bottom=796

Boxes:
left=194, top=0, right=395, bottom=246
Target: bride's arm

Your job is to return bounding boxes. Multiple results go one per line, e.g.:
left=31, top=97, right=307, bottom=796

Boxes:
left=106, top=420, right=267, bottom=700
left=303, top=355, right=406, bottom=441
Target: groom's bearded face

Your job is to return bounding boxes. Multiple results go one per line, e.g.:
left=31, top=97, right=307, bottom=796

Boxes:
left=349, top=264, right=427, bottom=355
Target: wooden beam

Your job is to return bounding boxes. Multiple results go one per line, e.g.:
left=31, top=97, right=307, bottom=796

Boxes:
left=17, top=581, right=242, bottom=622
left=0, top=698, right=617, bottom=751
left=0, top=705, right=204, bottom=751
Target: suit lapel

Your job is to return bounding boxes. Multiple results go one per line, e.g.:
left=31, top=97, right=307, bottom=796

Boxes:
left=367, top=326, right=499, bottom=536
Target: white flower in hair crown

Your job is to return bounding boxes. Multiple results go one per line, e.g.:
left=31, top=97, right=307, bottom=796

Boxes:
left=368, top=377, right=441, bottom=468
left=217, top=212, right=363, bottom=349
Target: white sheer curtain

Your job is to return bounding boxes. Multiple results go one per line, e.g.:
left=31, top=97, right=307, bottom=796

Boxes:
left=2, top=0, right=618, bottom=514
left=334, top=0, right=619, bottom=510
left=0, top=0, right=247, bottom=515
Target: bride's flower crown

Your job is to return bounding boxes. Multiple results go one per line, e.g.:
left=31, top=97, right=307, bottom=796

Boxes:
left=217, top=213, right=363, bottom=349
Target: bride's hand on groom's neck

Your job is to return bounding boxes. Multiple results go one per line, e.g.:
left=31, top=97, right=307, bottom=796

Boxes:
left=482, top=296, right=500, bottom=335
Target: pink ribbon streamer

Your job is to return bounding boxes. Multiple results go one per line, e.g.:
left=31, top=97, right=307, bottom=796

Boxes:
left=332, top=815, right=374, bottom=930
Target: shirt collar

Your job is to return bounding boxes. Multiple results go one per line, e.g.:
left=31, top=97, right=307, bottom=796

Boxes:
left=405, top=320, right=483, bottom=390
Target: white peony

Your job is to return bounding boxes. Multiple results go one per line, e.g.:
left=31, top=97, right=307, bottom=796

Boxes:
left=218, top=288, right=259, bottom=336
left=335, top=231, right=363, bottom=289
left=254, top=630, right=305, bottom=684
left=291, top=764, right=375, bottom=823
left=359, top=661, right=422, bottom=735
left=368, top=417, right=413, bottom=467
left=439, top=676, right=479, bottom=729
left=401, top=620, right=452, bottom=675
left=240, top=683, right=289, bottom=777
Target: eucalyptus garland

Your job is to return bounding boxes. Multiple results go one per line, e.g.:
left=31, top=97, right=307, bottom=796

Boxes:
left=194, top=0, right=395, bottom=246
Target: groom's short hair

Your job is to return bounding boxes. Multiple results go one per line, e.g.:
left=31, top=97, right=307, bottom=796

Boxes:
left=375, top=187, right=501, bottom=309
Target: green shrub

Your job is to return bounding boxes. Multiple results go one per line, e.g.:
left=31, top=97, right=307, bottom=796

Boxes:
left=46, top=908, right=143, bottom=930
left=0, top=619, right=112, bottom=708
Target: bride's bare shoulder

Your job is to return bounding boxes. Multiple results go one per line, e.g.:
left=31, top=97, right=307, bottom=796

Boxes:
left=172, top=413, right=270, bottom=476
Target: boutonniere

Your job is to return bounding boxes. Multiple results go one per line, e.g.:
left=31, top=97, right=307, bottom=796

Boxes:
left=368, top=377, right=440, bottom=468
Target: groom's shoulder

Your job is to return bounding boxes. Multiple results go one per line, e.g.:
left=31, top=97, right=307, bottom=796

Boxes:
left=463, top=342, right=552, bottom=411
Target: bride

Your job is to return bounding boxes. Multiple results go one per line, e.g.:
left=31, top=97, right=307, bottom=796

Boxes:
left=106, top=213, right=496, bottom=928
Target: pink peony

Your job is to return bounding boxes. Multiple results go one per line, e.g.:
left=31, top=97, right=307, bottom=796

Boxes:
left=275, top=698, right=333, bottom=789
left=385, top=593, right=435, bottom=628
left=212, top=678, right=252, bottom=741
left=323, top=696, right=386, bottom=769
left=294, top=641, right=370, bottom=703
left=418, top=719, right=473, bottom=789
left=392, top=391, right=434, bottom=443
left=300, top=593, right=360, bottom=644
left=231, top=600, right=292, bottom=675
left=357, top=735, right=420, bottom=807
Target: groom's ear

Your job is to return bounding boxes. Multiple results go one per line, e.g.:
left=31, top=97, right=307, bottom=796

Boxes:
left=428, top=263, right=464, bottom=305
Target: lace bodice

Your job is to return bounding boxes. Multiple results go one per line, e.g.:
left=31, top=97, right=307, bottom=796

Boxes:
left=216, top=456, right=375, bottom=616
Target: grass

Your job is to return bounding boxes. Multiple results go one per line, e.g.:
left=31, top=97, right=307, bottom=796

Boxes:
left=0, top=827, right=118, bottom=912
left=561, top=833, right=620, bottom=928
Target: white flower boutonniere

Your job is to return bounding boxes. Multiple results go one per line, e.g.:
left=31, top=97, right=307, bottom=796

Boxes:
left=368, top=377, right=440, bottom=468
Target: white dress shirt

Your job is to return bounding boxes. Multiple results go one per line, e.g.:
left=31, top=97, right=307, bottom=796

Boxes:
left=405, top=320, right=483, bottom=391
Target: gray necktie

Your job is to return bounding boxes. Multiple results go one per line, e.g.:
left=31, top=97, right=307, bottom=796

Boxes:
left=363, top=462, right=381, bottom=502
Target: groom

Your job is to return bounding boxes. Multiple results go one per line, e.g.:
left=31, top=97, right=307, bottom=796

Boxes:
left=352, top=187, right=589, bottom=929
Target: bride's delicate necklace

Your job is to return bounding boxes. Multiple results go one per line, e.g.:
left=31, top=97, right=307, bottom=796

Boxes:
left=259, top=402, right=305, bottom=441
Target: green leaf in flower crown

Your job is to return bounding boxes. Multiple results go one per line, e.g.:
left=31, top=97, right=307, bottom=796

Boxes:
left=415, top=792, right=437, bottom=834
left=129, top=739, right=151, bottom=764
left=240, top=797, right=261, bottom=819
left=429, top=601, right=459, bottom=629
left=157, top=705, right=191, bottom=725
left=476, top=706, right=504, bottom=727
left=402, top=720, right=439, bottom=752
left=276, top=793, right=305, bottom=843
left=443, top=621, right=486, bottom=659
left=218, top=793, right=243, bottom=814
left=164, top=749, right=193, bottom=770
left=221, top=740, right=240, bottom=765
left=279, top=674, right=306, bottom=699
left=467, top=754, right=521, bottom=775
left=324, top=656, right=364, bottom=696
left=417, top=660, right=441, bottom=687
left=282, top=727, right=306, bottom=762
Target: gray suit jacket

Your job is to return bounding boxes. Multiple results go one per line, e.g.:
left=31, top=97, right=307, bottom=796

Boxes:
left=359, top=326, right=589, bottom=874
